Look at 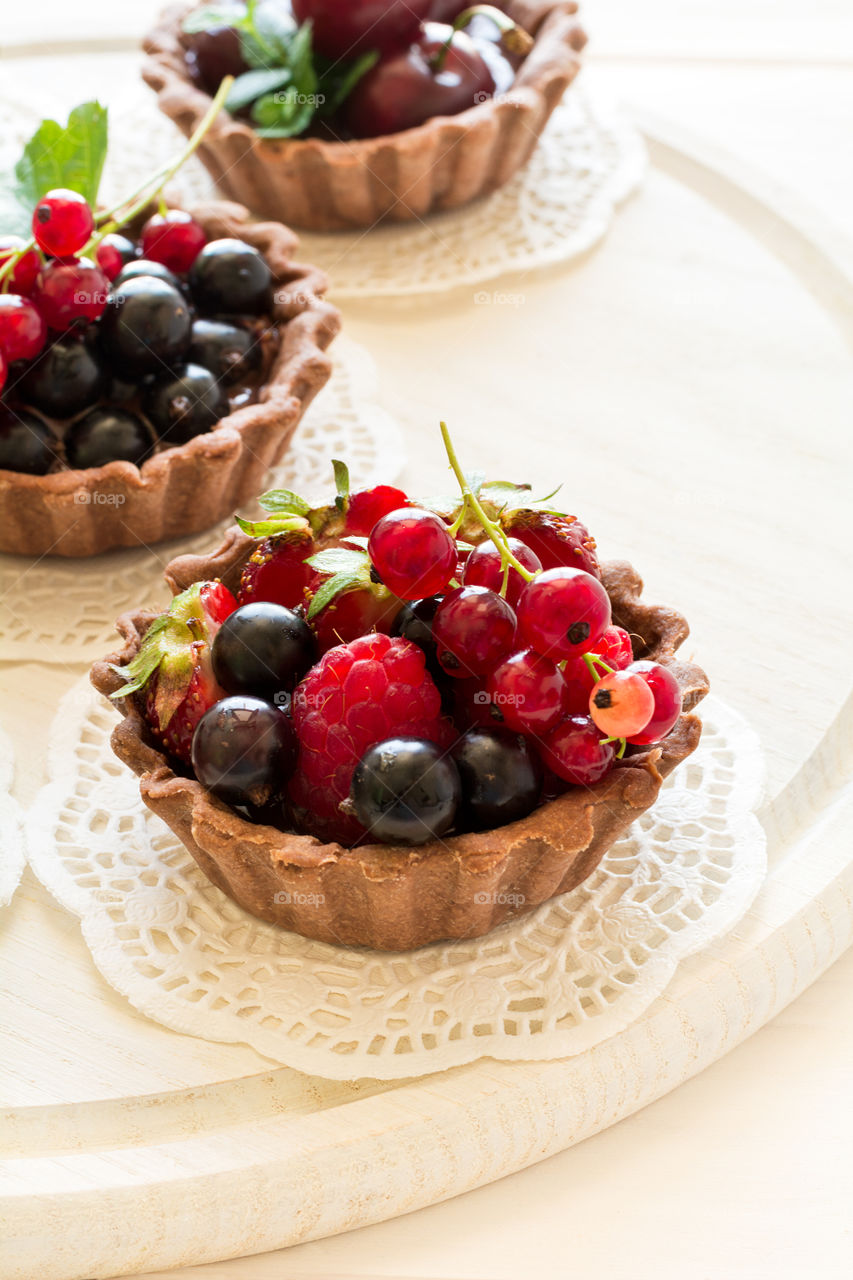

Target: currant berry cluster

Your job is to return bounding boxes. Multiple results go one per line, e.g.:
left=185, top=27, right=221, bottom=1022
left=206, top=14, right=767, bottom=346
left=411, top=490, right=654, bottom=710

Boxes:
left=114, top=429, right=686, bottom=852
left=0, top=199, right=274, bottom=476
left=184, top=2, right=532, bottom=141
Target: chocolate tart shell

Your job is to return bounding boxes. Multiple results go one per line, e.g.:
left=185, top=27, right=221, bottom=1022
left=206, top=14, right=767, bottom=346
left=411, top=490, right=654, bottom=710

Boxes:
left=143, top=1, right=588, bottom=232
left=0, top=201, right=341, bottom=558
left=91, top=541, right=709, bottom=952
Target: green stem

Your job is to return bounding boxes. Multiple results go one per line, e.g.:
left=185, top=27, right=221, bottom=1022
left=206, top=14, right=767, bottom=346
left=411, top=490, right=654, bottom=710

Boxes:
left=583, top=652, right=615, bottom=683
left=440, top=421, right=536, bottom=591
left=0, top=236, right=36, bottom=289
left=431, top=5, right=532, bottom=73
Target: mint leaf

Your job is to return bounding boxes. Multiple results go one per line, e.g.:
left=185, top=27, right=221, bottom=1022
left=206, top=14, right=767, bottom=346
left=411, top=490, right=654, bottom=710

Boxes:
left=253, top=92, right=315, bottom=138
left=15, top=102, right=108, bottom=208
left=226, top=66, right=293, bottom=111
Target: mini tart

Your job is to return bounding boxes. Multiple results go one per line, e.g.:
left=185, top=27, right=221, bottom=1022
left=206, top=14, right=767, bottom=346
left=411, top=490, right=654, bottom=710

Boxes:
left=0, top=200, right=340, bottom=558
left=142, top=1, right=588, bottom=232
left=91, top=535, right=709, bottom=952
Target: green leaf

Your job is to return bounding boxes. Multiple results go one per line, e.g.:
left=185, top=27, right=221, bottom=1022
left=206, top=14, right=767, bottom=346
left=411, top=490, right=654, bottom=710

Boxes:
left=479, top=480, right=533, bottom=513
left=306, top=547, right=367, bottom=576
left=253, top=0, right=297, bottom=56
left=332, top=459, right=350, bottom=507
left=307, top=568, right=365, bottom=620
left=235, top=513, right=310, bottom=537
left=15, top=102, right=108, bottom=208
left=257, top=487, right=311, bottom=517
left=341, top=535, right=369, bottom=550
left=226, top=66, right=293, bottom=111
left=463, top=470, right=486, bottom=497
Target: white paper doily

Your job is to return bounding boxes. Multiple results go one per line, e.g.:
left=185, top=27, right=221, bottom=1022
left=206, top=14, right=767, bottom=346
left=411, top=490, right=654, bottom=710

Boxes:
left=0, top=726, right=25, bottom=909
left=0, top=336, right=405, bottom=666
left=27, top=688, right=766, bottom=1081
left=96, top=83, right=644, bottom=298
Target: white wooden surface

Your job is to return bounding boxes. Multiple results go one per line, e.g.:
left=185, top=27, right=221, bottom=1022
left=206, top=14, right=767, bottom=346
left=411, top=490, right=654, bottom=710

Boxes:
left=1, top=2, right=853, bottom=1277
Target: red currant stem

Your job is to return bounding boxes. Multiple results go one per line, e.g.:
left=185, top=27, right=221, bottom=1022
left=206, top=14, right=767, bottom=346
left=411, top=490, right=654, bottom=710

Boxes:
left=600, top=735, right=628, bottom=759
left=582, top=652, right=615, bottom=682
left=431, top=5, right=532, bottom=72
left=83, top=75, right=234, bottom=256
left=439, top=420, right=536, bottom=584
left=0, top=236, right=38, bottom=289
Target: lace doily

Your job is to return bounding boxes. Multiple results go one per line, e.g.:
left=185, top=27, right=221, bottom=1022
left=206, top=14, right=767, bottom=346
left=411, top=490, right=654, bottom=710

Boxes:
left=0, top=337, right=405, bottom=665
left=27, top=689, right=766, bottom=1081
left=97, top=83, right=643, bottom=298
left=0, top=726, right=25, bottom=909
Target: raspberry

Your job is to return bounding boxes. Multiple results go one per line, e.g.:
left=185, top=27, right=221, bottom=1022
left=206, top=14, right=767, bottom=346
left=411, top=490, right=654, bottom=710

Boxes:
left=345, top=484, right=408, bottom=536
left=502, top=508, right=600, bottom=578
left=288, top=633, right=448, bottom=845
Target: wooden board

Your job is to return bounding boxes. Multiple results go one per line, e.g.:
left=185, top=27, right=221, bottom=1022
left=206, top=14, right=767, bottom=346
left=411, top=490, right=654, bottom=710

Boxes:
left=2, top=110, right=853, bottom=1280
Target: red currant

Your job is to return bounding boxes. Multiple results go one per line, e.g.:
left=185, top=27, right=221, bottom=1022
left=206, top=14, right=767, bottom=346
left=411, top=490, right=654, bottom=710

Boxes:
left=140, top=211, right=207, bottom=274
left=517, top=567, right=611, bottom=660
left=368, top=506, right=457, bottom=599
left=541, top=715, right=617, bottom=787
left=589, top=670, right=655, bottom=739
left=625, top=660, right=682, bottom=745
left=462, top=537, right=542, bottom=606
left=432, top=585, right=516, bottom=678
left=32, top=188, right=94, bottom=258
left=564, top=625, right=634, bottom=692
left=33, top=258, right=110, bottom=330
left=95, top=233, right=137, bottom=282
left=486, top=648, right=569, bottom=735
left=0, top=236, right=41, bottom=295
left=346, top=485, right=408, bottom=536
left=0, top=294, right=47, bottom=363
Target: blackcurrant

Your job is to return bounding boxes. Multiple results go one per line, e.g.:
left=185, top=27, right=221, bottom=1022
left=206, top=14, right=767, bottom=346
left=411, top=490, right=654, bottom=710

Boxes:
left=143, top=363, right=228, bottom=444
left=211, top=602, right=316, bottom=703
left=114, top=259, right=183, bottom=291
left=101, top=276, right=192, bottom=374
left=191, top=695, right=297, bottom=808
left=65, top=407, right=153, bottom=470
left=390, top=596, right=442, bottom=669
left=189, top=318, right=261, bottom=384
left=0, top=408, right=57, bottom=475
left=19, top=335, right=104, bottom=417
left=451, top=728, right=543, bottom=831
left=351, top=736, right=461, bottom=845
left=189, top=239, right=273, bottom=315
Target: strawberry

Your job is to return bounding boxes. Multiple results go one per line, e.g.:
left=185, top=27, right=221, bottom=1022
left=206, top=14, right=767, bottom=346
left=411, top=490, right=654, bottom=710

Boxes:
left=501, top=507, right=600, bottom=578
left=238, top=527, right=316, bottom=610
left=110, top=580, right=236, bottom=766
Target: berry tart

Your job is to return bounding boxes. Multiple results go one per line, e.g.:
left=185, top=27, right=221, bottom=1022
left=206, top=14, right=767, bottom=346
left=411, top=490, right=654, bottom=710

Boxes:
left=143, top=1, right=587, bottom=231
left=91, top=427, right=709, bottom=951
left=0, top=96, right=339, bottom=557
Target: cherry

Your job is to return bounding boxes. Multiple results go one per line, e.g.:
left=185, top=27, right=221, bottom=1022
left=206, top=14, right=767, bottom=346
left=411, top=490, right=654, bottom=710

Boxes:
left=589, top=670, right=655, bottom=739
left=0, top=407, right=57, bottom=475
left=32, top=188, right=94, bottom=258
left=486, top=647, right=569, bottom=736
left=343, top=22, right=496, bottom=138
left=541, top=716, right=617, bottom=788
left=0, top=294, right=47, bottom=363
left=95, top=233, right=137, bottom=281
left=185, top=23, right=248, bottom=96
left=20, top=334, right=104, bottom=416
left=141, top=210, right=207, bottom=274
left=0, top=236, right=41, bottom=295
left=451, top=727, right=542, bottom=831
left=32, top=257, right=110, bottom=330
left=191, top=695, right=297, bottom=809
left=65, top=408, right=153, bottom=470
left=517, top=567, right=611, bottom=661
left=144, top=363, right=227, bottom=444
left=368, top=507, right=457, bottom=599
left=292, top=0, right=431, bottom=61
left=624, top=661, right=683, bottom=745
left=432, top=585, right=516, bottom=678
left=462, top=536, right=541, bottom=606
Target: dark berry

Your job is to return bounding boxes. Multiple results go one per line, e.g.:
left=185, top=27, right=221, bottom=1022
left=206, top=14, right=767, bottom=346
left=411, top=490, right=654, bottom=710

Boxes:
left=114, top=259, right=183, bottom=291
left=143, top=362, right=227, bottom=444
left=19, top=335, right=104, bottom=416
left=0, top=407, right=57, bottom=475
left=101, top=276, right=192, bottom=374
left=391, top=596, right=441, bottom=670
left=141, top=211, right=207, bottom=274
left=350, top=736, right=461, bottom=845
left=32, top=188, right=94, bottom=258
left=211, top=602, right=316, bottom=703
left=65, top=407, right=153, bottom=470
left=189, top=318, right=261, bottom=384
left=191, top=695, right=297, bottom=808
left=188, top=239, right=273, bottom=315
left=451, top=728, right=542, bottom=831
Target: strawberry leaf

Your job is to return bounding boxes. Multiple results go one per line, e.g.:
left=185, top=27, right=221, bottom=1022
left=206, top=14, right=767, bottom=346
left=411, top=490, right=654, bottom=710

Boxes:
left=306, top=547, right=367, bottom=575
left=256, top=487, right=311, bottom=517
left=14, top=101, right=108, bottom=207
left=235, top=513, right=311, bottom=537
left=479, top=480, right=532, bottom=512
left=332, top=459, right=350, bottom=507
left=307, top=568, right=367, bottom=620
